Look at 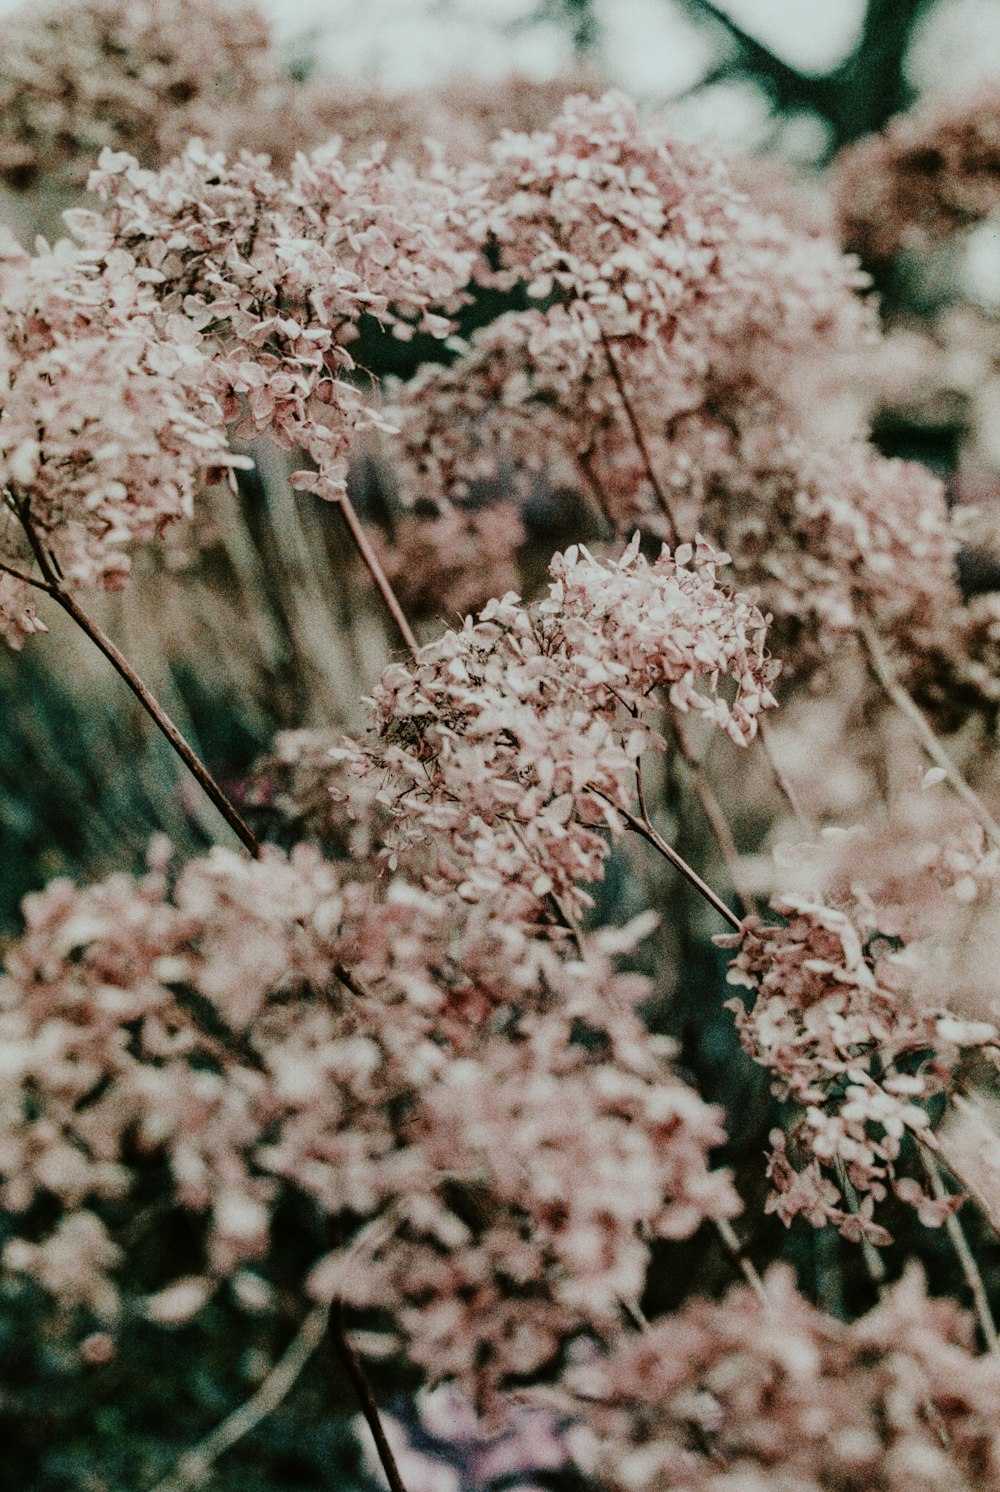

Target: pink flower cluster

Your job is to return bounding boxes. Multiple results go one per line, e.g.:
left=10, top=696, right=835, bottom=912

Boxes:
left=565, top=1265, right=1000, bottom=1490
left=72, top=136, right=478, bottom=502
left=386, top=91, right=970, bottom=680
left=0, top=0, right=278, bottom=190
left=0, top=229, right=243, bottom=647
left=0, top=840, right=737, bottom=1399
left=349, top=535, right=777, bottom=918
left=721, top=803, right=1000, bottom=1242
left=835, top=81, right=1000, bottom=261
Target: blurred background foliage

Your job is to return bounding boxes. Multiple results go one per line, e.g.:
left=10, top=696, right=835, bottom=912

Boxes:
left=0, top=1, right=998, bottom=1487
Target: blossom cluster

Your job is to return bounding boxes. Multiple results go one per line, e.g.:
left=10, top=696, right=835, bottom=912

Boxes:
left=0, top=0, right=278, bottom=191
left=348, top=534, right=777, bottom=918
left=0, top=840, right=738, bottom=1400
left=0, top=229, right=243, bottom=647
left=71, top=138, right=477, bottom=504
left=565, top=1265, right=1000, bottom=1490
left=721, top=801, right=1000, bottom=1241
left=835, top=81, right=1000, bottom=261
left=385, top=91, right=976, bottom=686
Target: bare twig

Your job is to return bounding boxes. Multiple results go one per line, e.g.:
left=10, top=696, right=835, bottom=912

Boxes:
left=329, top=1302, right=409, bottom=1492
left=597, top=326, right=681, bottom=544
left=148, top=1305, right=329, bottom=1492
left=758, top=716, right=813, bottom=834
left=596, top=789, right=743, bottom=932
left=0, top=556, right=54, bottom=592
left=14, top=502, right=262, bottom=858
left=714, top=1218, right=766, bottom=1302
left=336, top=491, right=419, bottom=659
left=671, top=720, right=758, bottom=919
left=859, top=620, right=1000, bottom=848
left=14, top=500, right=408, bottom=1492
left=921, top=1147, right=999, bottom=1352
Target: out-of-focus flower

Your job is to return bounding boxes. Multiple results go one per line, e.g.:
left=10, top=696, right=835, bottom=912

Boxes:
left=565, top=1264, right=1000, bottom=1490
left=835, top=81, right=1000, bottom=261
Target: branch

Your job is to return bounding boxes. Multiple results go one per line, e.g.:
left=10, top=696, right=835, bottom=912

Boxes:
left=329, top=1301, right=409, bottom=1492
left=670, top=719, right=758, bottom=919
left=597, top=326, right=680, bottom=544
left=921, top=1147, right=999, bottom=1353
left=336, top=491, right=419, bottom=660
left=595, top=788, right=743, bottom=931
left=148, top=1305, right=329, bottom=1492
left=858, top=619, right=1000, bottom=849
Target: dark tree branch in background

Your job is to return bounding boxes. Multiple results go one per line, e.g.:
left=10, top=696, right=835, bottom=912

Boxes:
left=675, top=0, right=930, bottom=151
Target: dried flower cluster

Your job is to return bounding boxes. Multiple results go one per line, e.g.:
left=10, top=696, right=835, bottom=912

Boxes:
left=69, top=140, right=476, bottom=507
left=565, top=1265, right=1000, bottom=1490
left=722, top=800, right=1000, bottom=1242
left=385, top=91, right=979, bottom=691
left=349, top=534, right=777, bottom=919
left=0, top=0, right=278, bottom=191
left=0, top=229, right=242, bottom=646
left=836, top=81, right=1000, bottom=261
left=0, top=837, right=738, bottom=1399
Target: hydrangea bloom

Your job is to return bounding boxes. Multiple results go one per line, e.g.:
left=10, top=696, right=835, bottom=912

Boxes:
left=0, top=0, right=278, bottom=191
left=71, top=136, right=478, bottom=503
left=386, top=91, right=970, bottom=679
left=0, top=230, right=243, bottom=647
left=720, top=804, right=1000, bottom=1242
left=0, top=842, right=737, bottom=1399
left=835, top=81, right=1000, bottom=261
left=564, top=1265, right=1000, bottom=1490
left=349, top=535, right=777, bottom=918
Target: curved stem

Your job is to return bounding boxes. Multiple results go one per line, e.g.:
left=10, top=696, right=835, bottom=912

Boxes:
left=859, top=619, right=1000, bottom=848
left=149, top=1305, right=329, bottom=1492
left=15, top=503, right=407, bottom=1489
left=921, top=1147, right=999, bottom=1352
left=597, top=325, right=680, bottom=544
left=670, top=720, right=758, bottom=919
left=596, top=789, right=743, bottom=932
left=15, top=501, right=262, bottom=857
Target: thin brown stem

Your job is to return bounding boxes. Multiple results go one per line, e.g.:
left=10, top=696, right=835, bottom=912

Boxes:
left=329, top=1301, right=409, bottom=1492
left=14, top=508, right=407, bottom=1491
left=336, top=492, right=419, bottom=660
left=758, top=716, right=813, bottom=834
left=714, top=1218, right=766, bottom=1302
left=859, top=620, right=1000, bottom=848
left=15, top=500, right=262, bottom=857
left=596, top=789, right=743, bottom=932
left=921, top=1147, right=999, bottom=1352
left=671, top=720, right=758, bottom=919
left=597, top=326, right=680, bottom=545
left=0, top=556, right=54, bottom=593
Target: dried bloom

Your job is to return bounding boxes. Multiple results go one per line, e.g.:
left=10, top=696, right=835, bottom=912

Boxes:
left=386, top=92, right=965, bottom=678
left=246, top=728, right=393, bottom=862
left=0, top=233, right=244, bottom=640
left=71, top=137, right=479, bottom=503
left=836, top=82, right=1000, bottom=261
left=357, top=1385, right=569, bottom=1492
left=0, top=844, right=736, bottom=1399
left=349, top=535, right=777, bottom=918
left=721, top=805, right=1000, bottom=1241
left=565, top=1264, right=1000, bottom=1490
left=375, top=503, right=526, bottom=624
left=0, top=0, right=279, bottom=191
